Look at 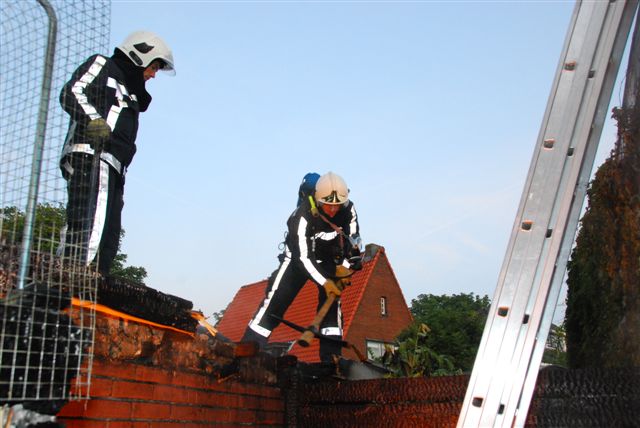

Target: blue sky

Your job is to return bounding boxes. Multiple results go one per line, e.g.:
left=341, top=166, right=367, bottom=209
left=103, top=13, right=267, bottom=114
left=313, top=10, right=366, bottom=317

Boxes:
left=108, top=1, right=630, bottom=320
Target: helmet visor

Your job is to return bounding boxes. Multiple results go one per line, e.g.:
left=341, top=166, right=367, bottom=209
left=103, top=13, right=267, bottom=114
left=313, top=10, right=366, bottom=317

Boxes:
left=156, top=59, right=176, bottom=76
left=317, top=190, right=347, bottom=205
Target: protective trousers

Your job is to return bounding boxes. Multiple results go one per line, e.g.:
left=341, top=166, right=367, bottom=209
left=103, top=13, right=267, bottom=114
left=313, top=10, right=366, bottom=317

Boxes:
left=243, top=257, right=343, bottom=362
left=60, top=153, right=123, bottom=276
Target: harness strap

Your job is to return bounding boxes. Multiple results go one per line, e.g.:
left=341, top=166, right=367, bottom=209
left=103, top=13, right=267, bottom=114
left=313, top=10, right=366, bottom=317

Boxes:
left=309, top=195, right=346, bottom=250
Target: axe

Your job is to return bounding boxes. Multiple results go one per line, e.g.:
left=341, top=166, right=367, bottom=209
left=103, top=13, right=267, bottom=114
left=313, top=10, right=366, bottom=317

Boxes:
left=297, top=266, right=354, bottom=347
left=297, top=292, right=338, bottom=347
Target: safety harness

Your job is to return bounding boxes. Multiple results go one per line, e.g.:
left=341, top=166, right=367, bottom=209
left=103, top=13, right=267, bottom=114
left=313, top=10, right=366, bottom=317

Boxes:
left=308, top=195, right=346, bottom=249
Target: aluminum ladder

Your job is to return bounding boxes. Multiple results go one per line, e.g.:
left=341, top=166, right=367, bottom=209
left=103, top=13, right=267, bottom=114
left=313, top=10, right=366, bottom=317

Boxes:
left=457, top=1, right=639, bottom=427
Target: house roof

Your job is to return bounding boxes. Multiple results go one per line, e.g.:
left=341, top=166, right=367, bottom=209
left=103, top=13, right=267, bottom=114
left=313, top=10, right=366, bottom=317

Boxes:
left=217, top=246, right=388, bottom=362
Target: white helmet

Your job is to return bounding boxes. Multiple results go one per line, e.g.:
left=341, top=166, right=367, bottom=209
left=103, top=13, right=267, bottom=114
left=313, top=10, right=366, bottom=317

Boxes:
left=315, top=172, right=349, bottom=205
left=117, top=31, right=175, bottom=75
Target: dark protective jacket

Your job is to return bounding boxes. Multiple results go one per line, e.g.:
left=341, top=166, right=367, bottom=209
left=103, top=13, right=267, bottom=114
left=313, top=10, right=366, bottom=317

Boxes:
left=285, top=197, right=361, bottom=285
left=59, top=51, right=151, bottom=175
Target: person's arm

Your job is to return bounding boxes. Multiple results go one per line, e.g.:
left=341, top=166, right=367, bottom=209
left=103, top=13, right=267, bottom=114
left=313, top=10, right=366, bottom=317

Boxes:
left=59, top=54, right=109, bottom=125
left=346, top=202, right=360, bottom=240
left=295, top=215, right=328, bottom=285
left=344, top=202, right=363, bottom=270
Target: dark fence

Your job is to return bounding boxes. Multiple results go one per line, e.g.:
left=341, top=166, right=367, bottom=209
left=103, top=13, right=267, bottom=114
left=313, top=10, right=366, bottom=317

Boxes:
left=287, top=366, right=640, bottom=427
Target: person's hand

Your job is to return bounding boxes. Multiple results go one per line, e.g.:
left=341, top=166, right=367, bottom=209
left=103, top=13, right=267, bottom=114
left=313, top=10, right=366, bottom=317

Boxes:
left=335, top=265, right=353, bottom=287
left=323, top=279, right=343, bottom=297
left=349, top=256, right=363, bottom=271
left=86, top=118, right=111, bottom=150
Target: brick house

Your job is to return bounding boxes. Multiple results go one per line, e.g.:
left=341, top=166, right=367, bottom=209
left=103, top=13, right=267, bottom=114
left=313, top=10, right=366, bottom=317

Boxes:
left=217, top=244, right=413, bottom=362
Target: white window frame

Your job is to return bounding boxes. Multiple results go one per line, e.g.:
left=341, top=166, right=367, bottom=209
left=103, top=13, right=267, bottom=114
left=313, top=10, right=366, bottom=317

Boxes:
left=366, top=339, right=396, bottom=360
left=380, top=296, right=387, bottom=316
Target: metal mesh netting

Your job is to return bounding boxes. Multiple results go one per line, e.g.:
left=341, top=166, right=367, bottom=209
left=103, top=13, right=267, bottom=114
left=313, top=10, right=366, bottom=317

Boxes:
left=293, top=369, right=639, bottom=427
left=1, top=0, right=110, bottom=404
left=526, top=367, right=640, bottom=427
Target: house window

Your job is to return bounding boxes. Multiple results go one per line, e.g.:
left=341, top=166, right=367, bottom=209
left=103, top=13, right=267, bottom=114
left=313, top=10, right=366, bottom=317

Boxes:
left=366, top=340, right=396, bottom=360
left=380, top=296, right=387, bottom=316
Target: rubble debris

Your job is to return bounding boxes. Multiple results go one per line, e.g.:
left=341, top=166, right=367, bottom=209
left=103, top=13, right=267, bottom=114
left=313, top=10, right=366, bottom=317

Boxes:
left=98, top=276, right=196, bottom=332
left=1, top=243, right=197, bottom=331
left=0, top=404, right=57, bottom=428
left=88, top=310, right=279, bottom=386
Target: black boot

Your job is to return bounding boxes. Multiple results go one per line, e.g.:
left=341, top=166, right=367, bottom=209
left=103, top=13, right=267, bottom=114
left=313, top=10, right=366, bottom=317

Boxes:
left=240, top=327, right=268, bottom=350
left=319, top=335, right=342, bottom=363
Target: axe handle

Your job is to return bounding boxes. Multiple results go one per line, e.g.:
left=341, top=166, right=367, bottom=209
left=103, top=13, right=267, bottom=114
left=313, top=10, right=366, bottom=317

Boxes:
left=192, top=311, right=256, bottom=356
left=297, top=292, right=337, bottom=347
left=311, top=292, right=337, bottom=329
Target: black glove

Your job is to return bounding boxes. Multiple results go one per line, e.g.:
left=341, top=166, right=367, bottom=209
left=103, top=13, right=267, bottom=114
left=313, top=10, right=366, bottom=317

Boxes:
left=85, top=118, right=111, bottom=151
left=349, top=256, right=363, bottom=271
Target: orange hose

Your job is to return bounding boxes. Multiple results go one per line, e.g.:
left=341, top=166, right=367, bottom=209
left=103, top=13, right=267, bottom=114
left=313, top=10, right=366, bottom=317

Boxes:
left=71, top=297, right=195, bottom=337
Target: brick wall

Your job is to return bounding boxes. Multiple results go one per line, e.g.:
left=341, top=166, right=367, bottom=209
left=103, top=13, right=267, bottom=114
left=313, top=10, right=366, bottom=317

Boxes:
left=49, top=278, right=635, bottom=426
left=344, top=255, right=413, bottom=360
left=54, top=309, right=284, bottom=427
left=54, top=351, right=638, bottom=427
left=57, top=358, right=284, bottom=427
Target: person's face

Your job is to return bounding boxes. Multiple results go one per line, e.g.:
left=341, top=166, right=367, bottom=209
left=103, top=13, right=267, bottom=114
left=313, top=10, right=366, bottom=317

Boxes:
left=143, top=60, right=163, bottom=81
left=320, top=203, right=341, bottom=218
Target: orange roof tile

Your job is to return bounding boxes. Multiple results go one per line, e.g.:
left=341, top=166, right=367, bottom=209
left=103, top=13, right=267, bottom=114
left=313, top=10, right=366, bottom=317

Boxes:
left=217, top=249, right=384, bottom=363
left=215, top=280, right=269, bottom=343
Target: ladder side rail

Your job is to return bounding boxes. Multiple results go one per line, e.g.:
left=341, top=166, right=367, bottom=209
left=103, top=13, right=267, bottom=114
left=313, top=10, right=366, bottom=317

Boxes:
left=457, top=3, right=584, bottom=414
left=457, top=1, right=591, bottom=420
left=457, top=1, right=628, bottom=426
left=501, top=2, right=632, bottom=422
left=492, top=2, right=634, bottom=425
left=460, top=2, right=605, bottom=425
left=461, top=2, right=595, bottom=414
left=512, top=3, right=638, bottom=426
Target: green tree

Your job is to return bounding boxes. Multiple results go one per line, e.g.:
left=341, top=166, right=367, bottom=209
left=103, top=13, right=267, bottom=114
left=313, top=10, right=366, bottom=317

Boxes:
left=542, top=323, right=567, bottom=367
left=1, top=204, right=147, bottom=283
left=110, top=245, right=148, bottom=284
left=405, top=293, right=491, bottom=373
left=1, top=203, right=66, bottom=253
left=382, top=323, right=458, bottom=377
left=210, top=308, right=226, bottom=326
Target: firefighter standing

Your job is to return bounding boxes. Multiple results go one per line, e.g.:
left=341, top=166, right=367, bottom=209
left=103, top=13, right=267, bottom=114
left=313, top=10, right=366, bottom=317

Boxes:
left=242, top=172, right=363, bottom=362
left=58, top=31, right=175, bottom=276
